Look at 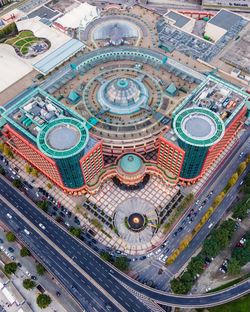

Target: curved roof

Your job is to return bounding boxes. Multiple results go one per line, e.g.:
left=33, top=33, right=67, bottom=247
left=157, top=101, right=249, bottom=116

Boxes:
left=173, top=107, right=225, bottom=147
left=37, top=117, right=89, bottom=159
left=119, top=154, right=143, bottom=173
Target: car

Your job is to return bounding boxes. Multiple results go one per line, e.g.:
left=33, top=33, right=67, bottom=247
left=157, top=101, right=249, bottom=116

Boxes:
left=10, top=256, right=15, bottom=260
left=181, top=219, right=187, bottom=226
left=0, top=238, right=3, bottom=244
left=178, top=227, right=183, bottom=232
left=25, top=271, right=31, bottom=277
left=24, top=229, right=30, bottom=235
left=6, top=213, right=12, bottom=219
left=239, top=152, right=244, bottom=158
left=146, top=252, right=154, bottom=258
left=190, top=209, right=194, bottom=213
left=39, top=223, right=45, bottom=230
left=194, top=212, right=198, bottom=217
left=155, top=248, right=162, bottom=255
left=0, top=246, right=4, bottom=251
left=56, top=291, right=61, bottom=297
left=31, top=275, right=37, bottom=280
left=162, top=254, right=168, bottom=262
left=17, top=262, right=22, bottom=268
left=158, top=254, right=165, bottom=261
left=198, top=205, right=203, bottom=211
left=64, top=222, right=70, bottom=228
left=195, top=200, right=200, bottom=205
left=173, top=231, right=178, bottom=237
left=202, top=200, right=207, bottom=206
left=59, top=212, right=65, bottom=218
left=8, top=247, right=14, bottom=253
left=208, top=222, right=214, bottom=229
left=140, top=256, right=146, bottom=260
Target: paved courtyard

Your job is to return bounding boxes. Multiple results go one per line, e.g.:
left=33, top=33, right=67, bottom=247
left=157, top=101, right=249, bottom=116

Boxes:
left=87, top=176, right=179, bottom=217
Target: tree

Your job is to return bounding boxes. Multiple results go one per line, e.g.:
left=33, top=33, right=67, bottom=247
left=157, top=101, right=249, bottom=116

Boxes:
left=100, top=251, right=112, bottom=262
left=47, top=182, right=52, bottom=189
left=238, top=161, right=247, bottom=175
left=170, top=278, right=187, bottom=294
left=6, top=231, right=15, bottom=242
left=36, top=294, right=51, bottom=309
left=3, top=144, right=13, bottom=158
left=36, top=201, right=48, bottom=212
left=12, top=179, right=22, bottom=189
left=226, top=173, right=239, bottom=190
left=20, top=247, right=31, bottom=257
left=69, top=227, right=81, bottom=238
left=31, top=168, right=39, bottom=177
left=4, top=262, right=17, bottom=275
left=228, top=258, right=241, bottom=275
left=170, top=272, right=193, bottom=294
left=91, top=218, right=103, bottom=230
left=24, top=164, right=32, bottom=174
left=187, top=255, right=205, bottom=276
left=114, top=256, right=129, bottom=271
left=23, top=278, right=36, bottom=290
left=36, top=263, right=46, bottom=275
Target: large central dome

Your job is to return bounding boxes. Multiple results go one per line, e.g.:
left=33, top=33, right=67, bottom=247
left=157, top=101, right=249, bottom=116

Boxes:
left=97, top=77, right=149, bottom=114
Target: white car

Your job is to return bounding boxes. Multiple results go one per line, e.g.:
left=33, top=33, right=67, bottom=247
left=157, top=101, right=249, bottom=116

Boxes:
left=146, top=252, right=154, bottom=258
left=162, top=254, right=168, bottom=262
left=24, top=229, right=30, bottom=235
left=39, top=223, right=45, bottom=230
left=25, top=271, right=31, bottom=277
left=158, top=254, right=165, bottom=262
left=6, top=213, right=12, bottom=219
left=155, top=249, right=162, bottom=255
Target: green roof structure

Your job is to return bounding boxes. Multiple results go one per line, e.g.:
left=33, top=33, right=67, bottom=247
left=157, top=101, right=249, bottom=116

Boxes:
left=119, top=154, right=143, bottom=173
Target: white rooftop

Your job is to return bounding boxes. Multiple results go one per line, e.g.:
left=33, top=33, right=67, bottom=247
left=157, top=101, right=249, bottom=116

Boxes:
left=0, top=44, right=32, bottom=93
left=55, top=2, right=99, bottom=29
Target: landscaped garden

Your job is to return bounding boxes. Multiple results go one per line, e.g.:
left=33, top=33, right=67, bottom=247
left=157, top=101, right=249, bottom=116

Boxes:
left=0, top=22, right=50, bottom=57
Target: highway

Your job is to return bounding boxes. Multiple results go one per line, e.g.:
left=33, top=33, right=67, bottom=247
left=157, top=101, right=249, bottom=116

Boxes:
left=0, top=178, right=154, bottom=312
left=131, top=130, right=250, bottom=288
left=1, top=152, right=250, bottom=309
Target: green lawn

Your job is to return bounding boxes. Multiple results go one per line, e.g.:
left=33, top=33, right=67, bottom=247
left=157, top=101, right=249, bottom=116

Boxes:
left=4, top=30, right=41, bottom=55
left=19, top=30, right=33, bottom=37
left=208, top=294, right=250, bottom=312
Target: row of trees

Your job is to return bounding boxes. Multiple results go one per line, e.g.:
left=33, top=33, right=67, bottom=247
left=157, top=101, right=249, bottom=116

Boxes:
left=100, top=252, right=129, bottom=272
left=167, top=159, right=249, bottom=267
left=0, top=142, right=13, bottom=158
left=232, top=172, right=250, bottom=220
left=170, top=219, right=236, bottom=294
left=24, top=164, right=39, bottom=177
left=163, top=193, right=194, bottom=233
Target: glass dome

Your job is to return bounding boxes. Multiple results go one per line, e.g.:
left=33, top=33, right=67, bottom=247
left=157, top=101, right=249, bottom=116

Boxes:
left=97, top=77, right=149, bottom=114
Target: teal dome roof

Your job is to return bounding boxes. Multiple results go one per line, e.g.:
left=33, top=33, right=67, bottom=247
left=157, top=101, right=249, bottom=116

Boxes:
left=119, top=154, right=143, bottom=173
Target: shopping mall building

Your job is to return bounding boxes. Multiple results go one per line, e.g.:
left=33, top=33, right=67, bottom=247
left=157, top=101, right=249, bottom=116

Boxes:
left=0, top=70, right=249, bottom=194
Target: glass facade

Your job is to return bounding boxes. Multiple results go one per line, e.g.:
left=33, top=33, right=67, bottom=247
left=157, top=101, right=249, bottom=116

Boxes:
left=178, top=140, right=209, bottom=179
left=56, top=151, right=85, bottom=188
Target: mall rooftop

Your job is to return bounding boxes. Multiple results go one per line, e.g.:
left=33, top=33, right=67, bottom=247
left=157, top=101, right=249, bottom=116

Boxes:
left=0, top=88, right=99, bottom=157
left=173, top=75, right=250, bottom=127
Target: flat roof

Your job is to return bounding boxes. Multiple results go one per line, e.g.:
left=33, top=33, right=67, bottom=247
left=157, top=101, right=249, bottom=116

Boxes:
left=46, top=124, right=81, bottom=151
left=27, top=5, right=60, bottom=20
left=38, top=117, right=89, bottom=158
left=165, top=11, right=191, bottom=28
left=0, top=44, right=32, bottom=93
left=33, top=39, right=84, bottom=74
left=208, top=10, right=244, bottom=30
left=55, top=2, right=99, bottom=29
left=173, top=107, right=225, bottom=147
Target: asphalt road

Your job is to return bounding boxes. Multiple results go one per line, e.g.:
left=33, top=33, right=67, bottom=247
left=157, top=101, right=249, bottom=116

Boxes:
left=1, top=158, right=250, bottom=309
left=0, top=201, right=122, bottom=312
left=0, top=178, right=153, bottom=312
left=131, top=130, right=250, bottom=288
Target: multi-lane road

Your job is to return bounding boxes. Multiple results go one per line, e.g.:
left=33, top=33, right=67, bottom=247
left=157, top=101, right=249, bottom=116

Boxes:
left=1, top=150, right=250, bottom=310
left=131, top=130, right=250, bottom=288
